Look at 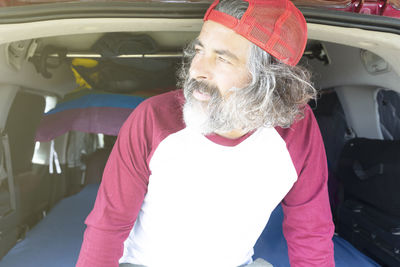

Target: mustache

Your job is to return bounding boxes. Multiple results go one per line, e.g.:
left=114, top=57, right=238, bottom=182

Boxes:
left=184, top=78, right=221, bottom=99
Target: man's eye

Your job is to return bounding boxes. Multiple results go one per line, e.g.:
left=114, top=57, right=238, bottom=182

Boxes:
left=218, top=56, right=231, bottom=64
left=194, top=47, right=203, bottom=54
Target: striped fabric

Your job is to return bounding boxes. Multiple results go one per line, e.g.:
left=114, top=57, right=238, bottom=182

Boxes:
left=35, top=89, right=146, bottom=142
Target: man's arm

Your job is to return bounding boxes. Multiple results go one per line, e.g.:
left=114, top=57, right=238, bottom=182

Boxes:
left=277, top=106, right=335, bottom=267
left=76, top=102, right=152, bottom=267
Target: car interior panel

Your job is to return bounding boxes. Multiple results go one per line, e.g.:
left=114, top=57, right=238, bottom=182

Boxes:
left=377, top=89, right=400, bottom=140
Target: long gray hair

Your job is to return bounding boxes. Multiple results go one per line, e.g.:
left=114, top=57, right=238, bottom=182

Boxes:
left=178, top=0, right=316, bottom=130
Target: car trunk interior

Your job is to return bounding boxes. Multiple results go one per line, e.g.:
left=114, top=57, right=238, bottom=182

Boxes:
left=0, top=15, right=400, bottom=266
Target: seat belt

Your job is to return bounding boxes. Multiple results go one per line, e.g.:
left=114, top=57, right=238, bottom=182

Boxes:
left=0, top=132, right=17, bottom=213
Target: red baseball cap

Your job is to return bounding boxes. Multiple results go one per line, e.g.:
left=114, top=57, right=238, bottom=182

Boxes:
left=203, top=0, right=307, bottom=66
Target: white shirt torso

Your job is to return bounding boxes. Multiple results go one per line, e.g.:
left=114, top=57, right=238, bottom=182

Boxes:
left=120, top=126, right=297, bottom=267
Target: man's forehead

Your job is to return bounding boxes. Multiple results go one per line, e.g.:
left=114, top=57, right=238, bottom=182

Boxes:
left=197, top=21, right=251, bottom=63
left=193, top=39, right=240, bottom=62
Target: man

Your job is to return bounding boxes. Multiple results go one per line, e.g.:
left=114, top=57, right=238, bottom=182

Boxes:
left=77, top=0, right=335, bottom=266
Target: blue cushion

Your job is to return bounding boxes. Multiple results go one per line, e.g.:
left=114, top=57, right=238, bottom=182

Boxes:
left=253, top=204, right=380, bottom=267
left=0, top=184, right=99, bottom=267
left=0, top=186, right=380, bottom=267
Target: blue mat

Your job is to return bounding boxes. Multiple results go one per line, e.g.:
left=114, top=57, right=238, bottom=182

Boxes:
left=0, top=184, right=99, bottom=267
left=253, top=204, right=380, bottom=267
left=0, top=184, right=380, bottom=266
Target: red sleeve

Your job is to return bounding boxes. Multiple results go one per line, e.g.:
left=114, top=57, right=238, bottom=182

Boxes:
left=276, top=106, right=335, bottom=267
left=76, top=90, right=185, bottom=267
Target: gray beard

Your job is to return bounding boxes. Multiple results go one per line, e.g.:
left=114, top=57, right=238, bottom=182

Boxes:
left=183, top=79, right=250, bottom=135
left=183, top=100, right=220, bottom=135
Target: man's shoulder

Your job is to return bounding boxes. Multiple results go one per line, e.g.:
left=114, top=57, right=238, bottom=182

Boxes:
left=122, top=89, right=185, bottom=136
left=274, top=104, right=325, bottom=174
left=140, top=89, right=184, bottom=111
left=275, top=105, right=317, bottom=141
left=127, top=89, right=184, bottom=120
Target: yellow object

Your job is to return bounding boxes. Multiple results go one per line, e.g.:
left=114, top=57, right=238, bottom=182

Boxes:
left=71, top=58, right=100, bottom=90
left=72, top=58, right=98, bottom=68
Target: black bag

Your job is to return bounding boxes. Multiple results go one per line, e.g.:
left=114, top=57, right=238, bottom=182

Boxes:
left=337, top=199, right=400, bottom=267
left=79, top=33, right=179, bottom=93
left=338, top=138, right=400, bottom=217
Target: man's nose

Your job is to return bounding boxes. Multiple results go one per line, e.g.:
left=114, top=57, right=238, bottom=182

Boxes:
left=190, top=55, right=213, bottom=81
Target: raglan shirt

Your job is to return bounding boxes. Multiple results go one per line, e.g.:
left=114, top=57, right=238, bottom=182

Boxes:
left=76, top=90, right=335, bottom=267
